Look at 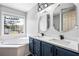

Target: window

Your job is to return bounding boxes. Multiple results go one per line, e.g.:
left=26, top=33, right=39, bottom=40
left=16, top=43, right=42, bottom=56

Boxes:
left=3, top=14, right=25, bottom=35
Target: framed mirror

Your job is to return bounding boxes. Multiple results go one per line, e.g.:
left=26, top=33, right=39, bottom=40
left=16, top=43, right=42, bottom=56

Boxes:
left=53, top=3, right=77, bottom=32
left=38, top=11, right=50, bottom=33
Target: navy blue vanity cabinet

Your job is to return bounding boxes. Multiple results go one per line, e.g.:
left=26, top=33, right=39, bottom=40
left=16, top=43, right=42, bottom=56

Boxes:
left=29, top=37, right=79, bottom=56
left=29, top=37, right=34, bottom=54
left=41, top=42, right=54, bottom=56
left=33, top=39, right=41, bottom=56
left=55, top=46, right=79, bottom=56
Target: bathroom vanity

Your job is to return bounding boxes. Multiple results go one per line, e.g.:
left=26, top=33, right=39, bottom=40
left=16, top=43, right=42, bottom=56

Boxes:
left=29, top=36, right=79, bottom=56
left=29, top=3, right=79, bottom=56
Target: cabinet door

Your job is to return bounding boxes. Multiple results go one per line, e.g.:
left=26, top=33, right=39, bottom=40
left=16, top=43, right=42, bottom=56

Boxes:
left=33, top=39, right=41, bottom=56
left=29, top=37, right=34, bottom=54
left=41, top=42, right=53, bottom=56
left=56, top=46, right=79, bottom=56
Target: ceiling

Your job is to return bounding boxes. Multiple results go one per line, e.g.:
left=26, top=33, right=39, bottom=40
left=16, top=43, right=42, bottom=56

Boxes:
left=0, top=3, right=37, bottom=12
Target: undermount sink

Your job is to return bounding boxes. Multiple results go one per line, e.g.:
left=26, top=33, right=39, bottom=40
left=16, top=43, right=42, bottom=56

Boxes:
left=35, top=36, right=70, bottom=45
left=35, top=36, right=53, bottom=39
left=49, top=39, right=79, bottom=51
left=35, top=36, right=77, bottom=47
left=39, top=36, right=71, bottom=45
left=34, top=35, right=79, bottom=51
left=49, top=39, right=71, bottom=45
left=42, top=36, right=54, bottom=39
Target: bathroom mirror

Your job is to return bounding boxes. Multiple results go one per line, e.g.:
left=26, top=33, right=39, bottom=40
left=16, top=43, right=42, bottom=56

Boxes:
left=53, top=3, right=77, bottom=32
left=38, top=11, right=50, bottom=33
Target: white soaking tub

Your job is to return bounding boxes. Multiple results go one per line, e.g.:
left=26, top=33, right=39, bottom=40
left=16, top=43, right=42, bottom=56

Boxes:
left=0, top=37, right=30, bottom=56
left=0, top=44, right=26, bottom=56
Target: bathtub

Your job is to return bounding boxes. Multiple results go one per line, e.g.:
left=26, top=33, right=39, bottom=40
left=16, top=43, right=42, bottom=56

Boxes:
left=0, top=37, right=30, bottom=56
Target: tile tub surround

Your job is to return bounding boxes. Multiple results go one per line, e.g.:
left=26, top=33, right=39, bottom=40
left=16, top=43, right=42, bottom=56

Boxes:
left=30, top=35, right=79, bottom=53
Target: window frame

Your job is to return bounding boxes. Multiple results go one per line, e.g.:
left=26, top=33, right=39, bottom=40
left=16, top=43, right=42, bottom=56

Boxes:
left=1, top=11, right=25, bottom=36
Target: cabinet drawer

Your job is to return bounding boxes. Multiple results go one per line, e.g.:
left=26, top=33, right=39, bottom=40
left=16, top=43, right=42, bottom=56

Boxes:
left=29, top=37, right=34, bottom=54
left=33, top=39, right=41, bottom=56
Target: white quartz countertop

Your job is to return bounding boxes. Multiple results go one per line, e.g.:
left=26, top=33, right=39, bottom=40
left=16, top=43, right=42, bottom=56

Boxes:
left=30, top=35, right=79, bottom=53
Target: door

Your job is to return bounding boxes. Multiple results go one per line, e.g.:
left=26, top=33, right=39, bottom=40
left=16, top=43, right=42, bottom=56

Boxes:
left=33, top=39, right=41, bottom=56
left=41, top=42, right=54, bottom=56
left=56, top=46, right=79, bottom=56
left=29, top=37, right=34, bottom=54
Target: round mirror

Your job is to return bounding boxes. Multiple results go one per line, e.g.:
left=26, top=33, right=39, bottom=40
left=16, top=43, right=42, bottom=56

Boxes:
left=38, top=11, right=50, bottom=33
left=53, top=3, right=77, bottom=32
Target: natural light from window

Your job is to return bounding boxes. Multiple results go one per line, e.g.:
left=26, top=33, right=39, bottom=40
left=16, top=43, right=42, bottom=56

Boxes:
left=4, top=14, right=25, bottom=35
